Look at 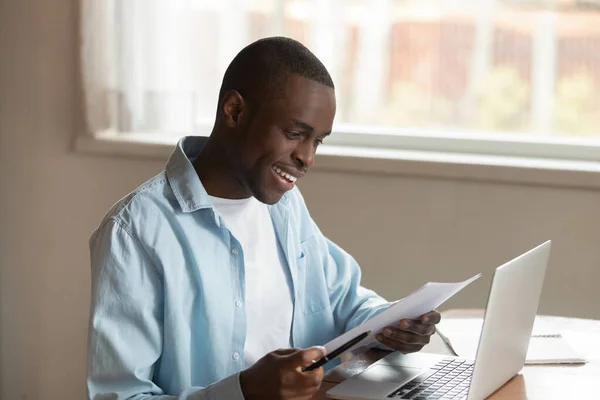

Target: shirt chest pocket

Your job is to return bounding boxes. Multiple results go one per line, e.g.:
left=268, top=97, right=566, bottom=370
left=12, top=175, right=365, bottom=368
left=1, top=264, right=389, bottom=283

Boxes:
left=296, top=236, right=330, bottom=315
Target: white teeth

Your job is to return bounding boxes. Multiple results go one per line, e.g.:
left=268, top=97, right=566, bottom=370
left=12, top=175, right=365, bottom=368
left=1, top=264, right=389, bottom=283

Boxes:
left=273, top=166, right=297, bottom=183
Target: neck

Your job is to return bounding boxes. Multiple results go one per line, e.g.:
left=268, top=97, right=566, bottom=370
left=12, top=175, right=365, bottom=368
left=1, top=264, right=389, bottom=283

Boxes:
left=193, top=131, right=251, bottom=199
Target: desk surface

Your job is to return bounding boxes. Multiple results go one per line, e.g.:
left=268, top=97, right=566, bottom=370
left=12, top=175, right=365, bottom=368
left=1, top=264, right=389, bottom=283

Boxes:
left=314, top=309, right=600, bottom=399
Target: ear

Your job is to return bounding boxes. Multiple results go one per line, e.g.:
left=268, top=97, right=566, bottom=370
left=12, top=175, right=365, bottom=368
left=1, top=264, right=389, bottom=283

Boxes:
left=221, top=90, right=246, bottom=128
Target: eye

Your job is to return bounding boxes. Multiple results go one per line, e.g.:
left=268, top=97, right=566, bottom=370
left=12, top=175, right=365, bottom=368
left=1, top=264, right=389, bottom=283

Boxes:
left=284, top=130, right=302, bottom=140
left=314, top=138, right=324, bottom=147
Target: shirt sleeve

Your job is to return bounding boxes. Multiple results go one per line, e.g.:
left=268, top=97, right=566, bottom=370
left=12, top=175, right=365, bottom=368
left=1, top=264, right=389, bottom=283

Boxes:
left=322, top=235, right=391, bottom=333
left=288, top=187, right=391, bottom=334
left=87, top=219, right=246, bottom=400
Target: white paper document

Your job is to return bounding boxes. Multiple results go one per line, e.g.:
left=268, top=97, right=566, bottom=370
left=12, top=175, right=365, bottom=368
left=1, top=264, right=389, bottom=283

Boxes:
left=323, top=273, right=482, bottom=356
left=437, top=317, right=588, bottom=364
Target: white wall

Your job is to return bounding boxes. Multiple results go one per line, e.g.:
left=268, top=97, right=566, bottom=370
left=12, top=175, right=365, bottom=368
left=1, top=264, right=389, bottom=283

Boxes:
left=0, top=2, right=163, bottom=399
left=1, top=0, right=599, bottom=399
left=301, top=171, right=600, bottom=319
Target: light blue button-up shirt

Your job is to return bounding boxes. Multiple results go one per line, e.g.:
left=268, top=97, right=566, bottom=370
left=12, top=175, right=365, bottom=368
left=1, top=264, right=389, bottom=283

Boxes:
left=87, top=136, right=390, bottom=399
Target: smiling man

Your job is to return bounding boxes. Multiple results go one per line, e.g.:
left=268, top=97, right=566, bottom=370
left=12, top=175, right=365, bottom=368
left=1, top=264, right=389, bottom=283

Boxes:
left=87, top=37, right=440, bottom=400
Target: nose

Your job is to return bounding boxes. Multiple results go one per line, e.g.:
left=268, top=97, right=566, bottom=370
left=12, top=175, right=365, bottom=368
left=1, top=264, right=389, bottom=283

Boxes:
left=292, top=141, right=315, bottom=171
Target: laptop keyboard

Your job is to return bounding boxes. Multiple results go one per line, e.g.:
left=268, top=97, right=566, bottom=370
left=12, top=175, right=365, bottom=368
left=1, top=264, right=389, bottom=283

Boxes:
left=387, top=358, right=474, bottom=400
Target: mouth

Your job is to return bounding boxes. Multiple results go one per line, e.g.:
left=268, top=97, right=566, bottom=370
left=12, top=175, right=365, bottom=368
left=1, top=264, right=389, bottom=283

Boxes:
left=271, top=165, right=299, bottom=191
left=272, top=165, right=298, bottom=183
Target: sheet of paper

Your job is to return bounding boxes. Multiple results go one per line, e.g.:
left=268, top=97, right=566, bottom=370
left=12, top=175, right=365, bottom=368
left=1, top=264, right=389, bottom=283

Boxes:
left=437, top=317, right=587, bottom=364
left=323, top=273, right=482, bottom=356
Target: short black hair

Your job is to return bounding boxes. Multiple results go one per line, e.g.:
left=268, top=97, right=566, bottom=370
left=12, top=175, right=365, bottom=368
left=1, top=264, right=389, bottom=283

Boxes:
left=218, top=36, right=334, bottom=108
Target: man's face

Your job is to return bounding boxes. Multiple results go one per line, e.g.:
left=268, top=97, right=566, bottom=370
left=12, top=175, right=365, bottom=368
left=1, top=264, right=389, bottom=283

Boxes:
left=231, top=75, right=336, bottom=204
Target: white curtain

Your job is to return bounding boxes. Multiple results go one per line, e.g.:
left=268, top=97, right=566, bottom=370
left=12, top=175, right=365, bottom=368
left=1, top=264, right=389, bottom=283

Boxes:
left=80, top=0, right=396, bottom=137
left=82, top=0, right=206, bottom=136
left=81, top=1, right=589, bottom=139
left=350, top=0, right=393, bottom=123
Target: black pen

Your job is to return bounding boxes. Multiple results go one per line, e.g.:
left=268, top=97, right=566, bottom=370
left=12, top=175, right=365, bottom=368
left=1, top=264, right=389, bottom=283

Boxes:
left=302, top=330, right=371, bottom=372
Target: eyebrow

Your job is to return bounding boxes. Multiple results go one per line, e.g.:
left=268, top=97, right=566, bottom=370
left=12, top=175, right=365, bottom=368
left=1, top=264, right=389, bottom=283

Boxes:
left=291, top=119, right=315, bottom=132
left=291, top=119, right=331, bottom=136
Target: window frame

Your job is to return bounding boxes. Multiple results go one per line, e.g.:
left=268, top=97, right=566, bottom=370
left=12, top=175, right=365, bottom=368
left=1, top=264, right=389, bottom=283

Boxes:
left=75, top=124, right=600, bottom=192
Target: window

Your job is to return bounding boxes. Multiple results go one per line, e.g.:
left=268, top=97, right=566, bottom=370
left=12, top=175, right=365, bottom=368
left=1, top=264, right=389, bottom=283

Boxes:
left=81, top=0, right=600, bottom=161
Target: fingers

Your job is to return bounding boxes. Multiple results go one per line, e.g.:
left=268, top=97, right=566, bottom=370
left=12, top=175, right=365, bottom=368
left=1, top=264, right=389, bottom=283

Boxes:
left=376, top=333, right=425, bottom=354
left=375, top=312, right=441, bottom=354
left=244, top=347, right=325, bottom=399
left=396, top=319, right=437, bottom=336
left=271, top=348, right=299, bottom=356
left=280, top=372, right=323, bottom=400
left=420, top=310, right=442, bottom=324
left=285, top=346, right=327, bottom=369
left=378, top=326, right=432, bottom=346
left=283, top=347, right=326, bottom=394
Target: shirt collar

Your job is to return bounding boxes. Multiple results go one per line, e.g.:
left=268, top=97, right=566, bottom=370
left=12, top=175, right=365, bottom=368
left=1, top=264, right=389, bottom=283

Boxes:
left=165, top=136, right=290, bottom=213
left=166, top=136, right=213, bottom=213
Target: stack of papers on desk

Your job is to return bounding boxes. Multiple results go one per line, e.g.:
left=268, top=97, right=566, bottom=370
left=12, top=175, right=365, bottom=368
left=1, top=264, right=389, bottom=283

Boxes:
left=437, top=317, right=588, bottom=365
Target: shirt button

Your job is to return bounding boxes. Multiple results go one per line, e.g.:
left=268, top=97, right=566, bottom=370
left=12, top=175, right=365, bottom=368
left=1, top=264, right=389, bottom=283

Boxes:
left=232, top=248, right=239, bottom=255
left=232, top=352, right=240, bottom=360
left=235, top=300, right=242, bottom=308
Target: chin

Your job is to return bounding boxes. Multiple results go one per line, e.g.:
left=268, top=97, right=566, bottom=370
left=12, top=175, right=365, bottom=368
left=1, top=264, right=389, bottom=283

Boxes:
left=250, top=173, right=289, bottom=205
left=255, top=191, right=285, bottom=205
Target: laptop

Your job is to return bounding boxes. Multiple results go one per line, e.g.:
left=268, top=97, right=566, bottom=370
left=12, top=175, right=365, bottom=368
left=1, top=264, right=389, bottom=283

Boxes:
left=327, top=240, right=551, bottom=400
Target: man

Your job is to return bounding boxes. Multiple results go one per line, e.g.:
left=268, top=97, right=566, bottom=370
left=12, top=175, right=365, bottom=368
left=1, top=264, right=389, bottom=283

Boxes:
left=87, top=37, right=440, bottom=400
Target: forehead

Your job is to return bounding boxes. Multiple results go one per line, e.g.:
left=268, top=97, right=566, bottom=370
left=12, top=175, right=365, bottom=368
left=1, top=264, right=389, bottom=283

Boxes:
left=260, top=75, right=336, bottom=131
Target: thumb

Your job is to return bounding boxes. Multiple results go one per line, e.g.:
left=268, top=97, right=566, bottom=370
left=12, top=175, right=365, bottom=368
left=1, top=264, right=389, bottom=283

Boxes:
left=271, top=348, right=299, bottom=356
left=285, top=346, right=327, bottom=368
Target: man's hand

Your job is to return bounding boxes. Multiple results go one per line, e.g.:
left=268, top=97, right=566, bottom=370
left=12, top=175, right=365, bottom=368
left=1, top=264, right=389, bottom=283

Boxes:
left=239, top=346, right=326, bottom=400
left=375, top=310, right=441, bottom=354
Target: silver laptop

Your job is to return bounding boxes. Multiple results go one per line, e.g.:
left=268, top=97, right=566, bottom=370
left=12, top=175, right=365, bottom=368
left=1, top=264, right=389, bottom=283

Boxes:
left=327, top=240, right=551, bottom=400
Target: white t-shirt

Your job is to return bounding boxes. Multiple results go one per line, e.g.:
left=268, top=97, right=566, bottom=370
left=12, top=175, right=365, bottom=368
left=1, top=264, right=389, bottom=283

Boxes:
left=208, top=195, right=294, bottom=367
